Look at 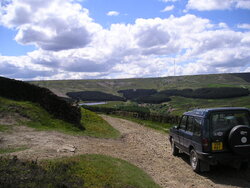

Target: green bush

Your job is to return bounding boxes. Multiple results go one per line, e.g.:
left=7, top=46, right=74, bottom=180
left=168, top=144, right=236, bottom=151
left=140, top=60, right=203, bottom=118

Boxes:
left=0, top=156, right=83, bottom=188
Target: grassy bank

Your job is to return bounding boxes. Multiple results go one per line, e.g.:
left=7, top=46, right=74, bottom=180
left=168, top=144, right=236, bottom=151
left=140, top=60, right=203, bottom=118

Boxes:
left=168, top=95, right=250, bottom=115
left=0, top=146, right=28, bottom=154
left=0, top=154, right=160, bottom=188
left=81, top=108, right=120, bottom=138
left=0, top=97, right=120, bottom=139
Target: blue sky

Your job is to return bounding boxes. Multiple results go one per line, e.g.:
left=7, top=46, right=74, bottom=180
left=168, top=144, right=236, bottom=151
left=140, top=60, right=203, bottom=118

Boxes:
left=0, top=0, right=250, bottom=80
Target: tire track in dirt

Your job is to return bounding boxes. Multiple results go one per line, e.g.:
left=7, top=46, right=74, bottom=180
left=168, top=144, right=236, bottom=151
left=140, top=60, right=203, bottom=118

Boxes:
left=1, top=115, right=250, bottom=188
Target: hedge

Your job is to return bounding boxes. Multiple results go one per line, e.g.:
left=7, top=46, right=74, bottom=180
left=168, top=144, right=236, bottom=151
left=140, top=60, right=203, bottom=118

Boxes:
left=0, top=77, right=83, bottom=129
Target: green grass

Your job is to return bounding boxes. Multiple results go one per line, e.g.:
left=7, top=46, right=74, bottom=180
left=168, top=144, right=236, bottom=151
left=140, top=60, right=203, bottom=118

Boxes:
left=168, top=95, right=250, bottom=116
left=0, top=124, right=10, bottom=132
left=42, top=154, right=160, bottom=188
left=0, top=146, right=28, bottom=154
left=0, top=97, right=120, bottom=139
left=81, top=108, right=120, bottom=138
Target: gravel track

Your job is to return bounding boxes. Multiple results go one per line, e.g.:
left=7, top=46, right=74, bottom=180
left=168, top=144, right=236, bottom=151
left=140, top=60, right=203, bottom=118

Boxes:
left=1, top=115, right=250, bottom=188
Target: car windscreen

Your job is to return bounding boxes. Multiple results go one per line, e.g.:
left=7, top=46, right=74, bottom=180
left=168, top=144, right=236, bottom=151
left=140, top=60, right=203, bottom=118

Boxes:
left=210, top=111, right=250, bottom=133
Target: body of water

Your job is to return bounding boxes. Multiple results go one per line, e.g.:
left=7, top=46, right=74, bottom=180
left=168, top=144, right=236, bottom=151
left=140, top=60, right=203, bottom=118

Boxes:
left=79, top=102, right=107, bottom=106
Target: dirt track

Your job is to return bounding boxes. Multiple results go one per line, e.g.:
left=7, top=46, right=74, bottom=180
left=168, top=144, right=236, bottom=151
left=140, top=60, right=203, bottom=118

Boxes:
left=1, top=115, right=250, bottom=188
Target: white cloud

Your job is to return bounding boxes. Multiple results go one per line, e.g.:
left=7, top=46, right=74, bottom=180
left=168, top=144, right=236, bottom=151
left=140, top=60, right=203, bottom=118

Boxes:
left=186, top=0, right=250, bottom=11
left=106, top=11, right=120, bottom=16
left=236, top=0, right=250, bottom=9
left=160, top=0, right=177, bottom=2
left=238, top=23, right=250, bottom=29
left=0, top=0, right=101, bottom=51
left=0, top=0, right=249, bottom=80
left=161, top=5, right=175, bottom=12
left=186, top=0, right=232, bottom=11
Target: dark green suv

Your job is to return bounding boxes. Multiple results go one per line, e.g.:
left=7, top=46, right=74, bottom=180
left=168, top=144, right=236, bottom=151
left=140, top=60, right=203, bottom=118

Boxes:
left=169, top=107, right=250, bottom=172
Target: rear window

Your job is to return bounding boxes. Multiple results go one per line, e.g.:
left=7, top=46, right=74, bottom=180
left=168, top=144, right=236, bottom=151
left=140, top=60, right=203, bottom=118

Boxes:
left=210, top=111, right=250, bottom=132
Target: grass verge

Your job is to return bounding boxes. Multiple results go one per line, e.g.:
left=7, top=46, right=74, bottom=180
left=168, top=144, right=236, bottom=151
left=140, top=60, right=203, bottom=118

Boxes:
left=0, top=146, right=28, bottom=154
left=42, top=154, right=161, bottom=188
left=81, top=108, right=120, bottom=138
left=0, top=97, right=120, bottom=139
left=0, top=124, right=10, bottom=132
left=0, top=154, right=160, bottom=188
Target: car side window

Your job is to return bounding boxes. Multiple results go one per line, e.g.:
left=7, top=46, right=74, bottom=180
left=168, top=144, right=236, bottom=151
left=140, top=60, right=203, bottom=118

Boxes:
left=193, top=117, right=202, bottom=136
left=180, top=115, right=187, bottom=130
left=186, top=116, right=194, bottom=132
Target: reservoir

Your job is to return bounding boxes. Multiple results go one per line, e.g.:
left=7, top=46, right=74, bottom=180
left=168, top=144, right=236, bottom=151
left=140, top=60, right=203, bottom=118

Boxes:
left=79, top=102, right=107, bottom=106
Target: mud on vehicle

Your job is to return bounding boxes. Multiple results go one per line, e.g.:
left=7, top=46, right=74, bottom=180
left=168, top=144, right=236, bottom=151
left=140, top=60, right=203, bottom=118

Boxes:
left=169, top=107, right=250, bottom=173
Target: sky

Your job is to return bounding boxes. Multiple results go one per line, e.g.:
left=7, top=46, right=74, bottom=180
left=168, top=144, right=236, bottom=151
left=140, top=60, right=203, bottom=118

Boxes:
left=0, top=0, right=250, bottom=80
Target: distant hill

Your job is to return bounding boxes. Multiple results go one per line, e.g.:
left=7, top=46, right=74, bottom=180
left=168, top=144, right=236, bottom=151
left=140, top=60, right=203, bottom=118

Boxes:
left=30, top=72, right=250, bottom=97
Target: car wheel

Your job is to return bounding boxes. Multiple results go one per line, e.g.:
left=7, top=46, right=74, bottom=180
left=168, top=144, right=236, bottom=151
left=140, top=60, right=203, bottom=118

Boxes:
left=171, top=139, right=179, bottom=156
left=190, top=149, right=200, bottom=173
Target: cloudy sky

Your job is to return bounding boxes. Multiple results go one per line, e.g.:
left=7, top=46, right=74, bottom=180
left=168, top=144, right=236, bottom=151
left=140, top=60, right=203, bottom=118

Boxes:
left=0, top=0, right=250, bottom=80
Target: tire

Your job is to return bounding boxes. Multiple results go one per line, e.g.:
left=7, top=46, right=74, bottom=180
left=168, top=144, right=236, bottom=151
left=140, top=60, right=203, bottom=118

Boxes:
left=171, top=139, right=179, bottom=156
left=190, top=149, right=200, bottom=173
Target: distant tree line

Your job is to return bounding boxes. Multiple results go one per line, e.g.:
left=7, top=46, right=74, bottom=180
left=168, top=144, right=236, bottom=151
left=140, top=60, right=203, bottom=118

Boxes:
left=118, top=89, right=171, bottom=104
left=118, top=89, right=157, bottom=100
left=0, top=76, right=83, bottom=130
left=66, top=91, right=125, bottom=102
left=117, top=87, right=249, bottom=103
left=159, top=87, right=249, bottom=99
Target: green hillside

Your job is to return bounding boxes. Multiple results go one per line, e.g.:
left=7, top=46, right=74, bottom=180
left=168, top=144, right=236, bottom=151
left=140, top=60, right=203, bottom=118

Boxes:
left=30, top=73, right=250, bottom=96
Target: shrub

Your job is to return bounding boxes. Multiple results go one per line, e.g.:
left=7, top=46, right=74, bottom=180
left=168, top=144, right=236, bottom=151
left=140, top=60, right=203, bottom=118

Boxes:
left=0, top=156, right=83, bottom=188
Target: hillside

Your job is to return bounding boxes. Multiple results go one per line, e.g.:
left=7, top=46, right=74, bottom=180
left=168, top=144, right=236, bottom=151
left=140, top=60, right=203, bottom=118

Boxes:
left=30, top=73, right=250, bottom=96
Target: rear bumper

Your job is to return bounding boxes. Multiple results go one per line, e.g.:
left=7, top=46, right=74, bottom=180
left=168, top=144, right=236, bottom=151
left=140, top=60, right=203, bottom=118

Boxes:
left=196, top=151, right=250, bottom=165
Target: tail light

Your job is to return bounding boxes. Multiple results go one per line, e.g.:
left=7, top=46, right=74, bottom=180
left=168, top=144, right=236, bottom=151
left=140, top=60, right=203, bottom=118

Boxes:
left=202, top=138, right=210, bottom=152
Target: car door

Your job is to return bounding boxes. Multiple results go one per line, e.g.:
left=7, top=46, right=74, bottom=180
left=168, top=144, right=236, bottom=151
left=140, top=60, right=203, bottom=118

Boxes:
left=182, top=116, right=194, bottom=154
left=178, top=115, right=188, bottom=151
left=192, top=117, right=202, bottom=152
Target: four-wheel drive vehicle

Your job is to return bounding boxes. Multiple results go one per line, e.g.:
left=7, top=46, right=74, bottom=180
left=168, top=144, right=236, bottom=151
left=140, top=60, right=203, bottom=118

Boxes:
left=169, top=107, right=250, bottom=172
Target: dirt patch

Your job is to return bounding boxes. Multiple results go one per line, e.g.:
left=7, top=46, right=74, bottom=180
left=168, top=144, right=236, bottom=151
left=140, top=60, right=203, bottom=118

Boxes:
left=1, top=115, right=250, bottom=188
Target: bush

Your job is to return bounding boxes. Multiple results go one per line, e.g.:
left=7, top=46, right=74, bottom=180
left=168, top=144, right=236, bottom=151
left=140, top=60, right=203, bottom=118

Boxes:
left=67, top=91, right=125, bottom=102
left=0, top=156, right=83, bottom=188
left=0, top=77, right=83, bottom=129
